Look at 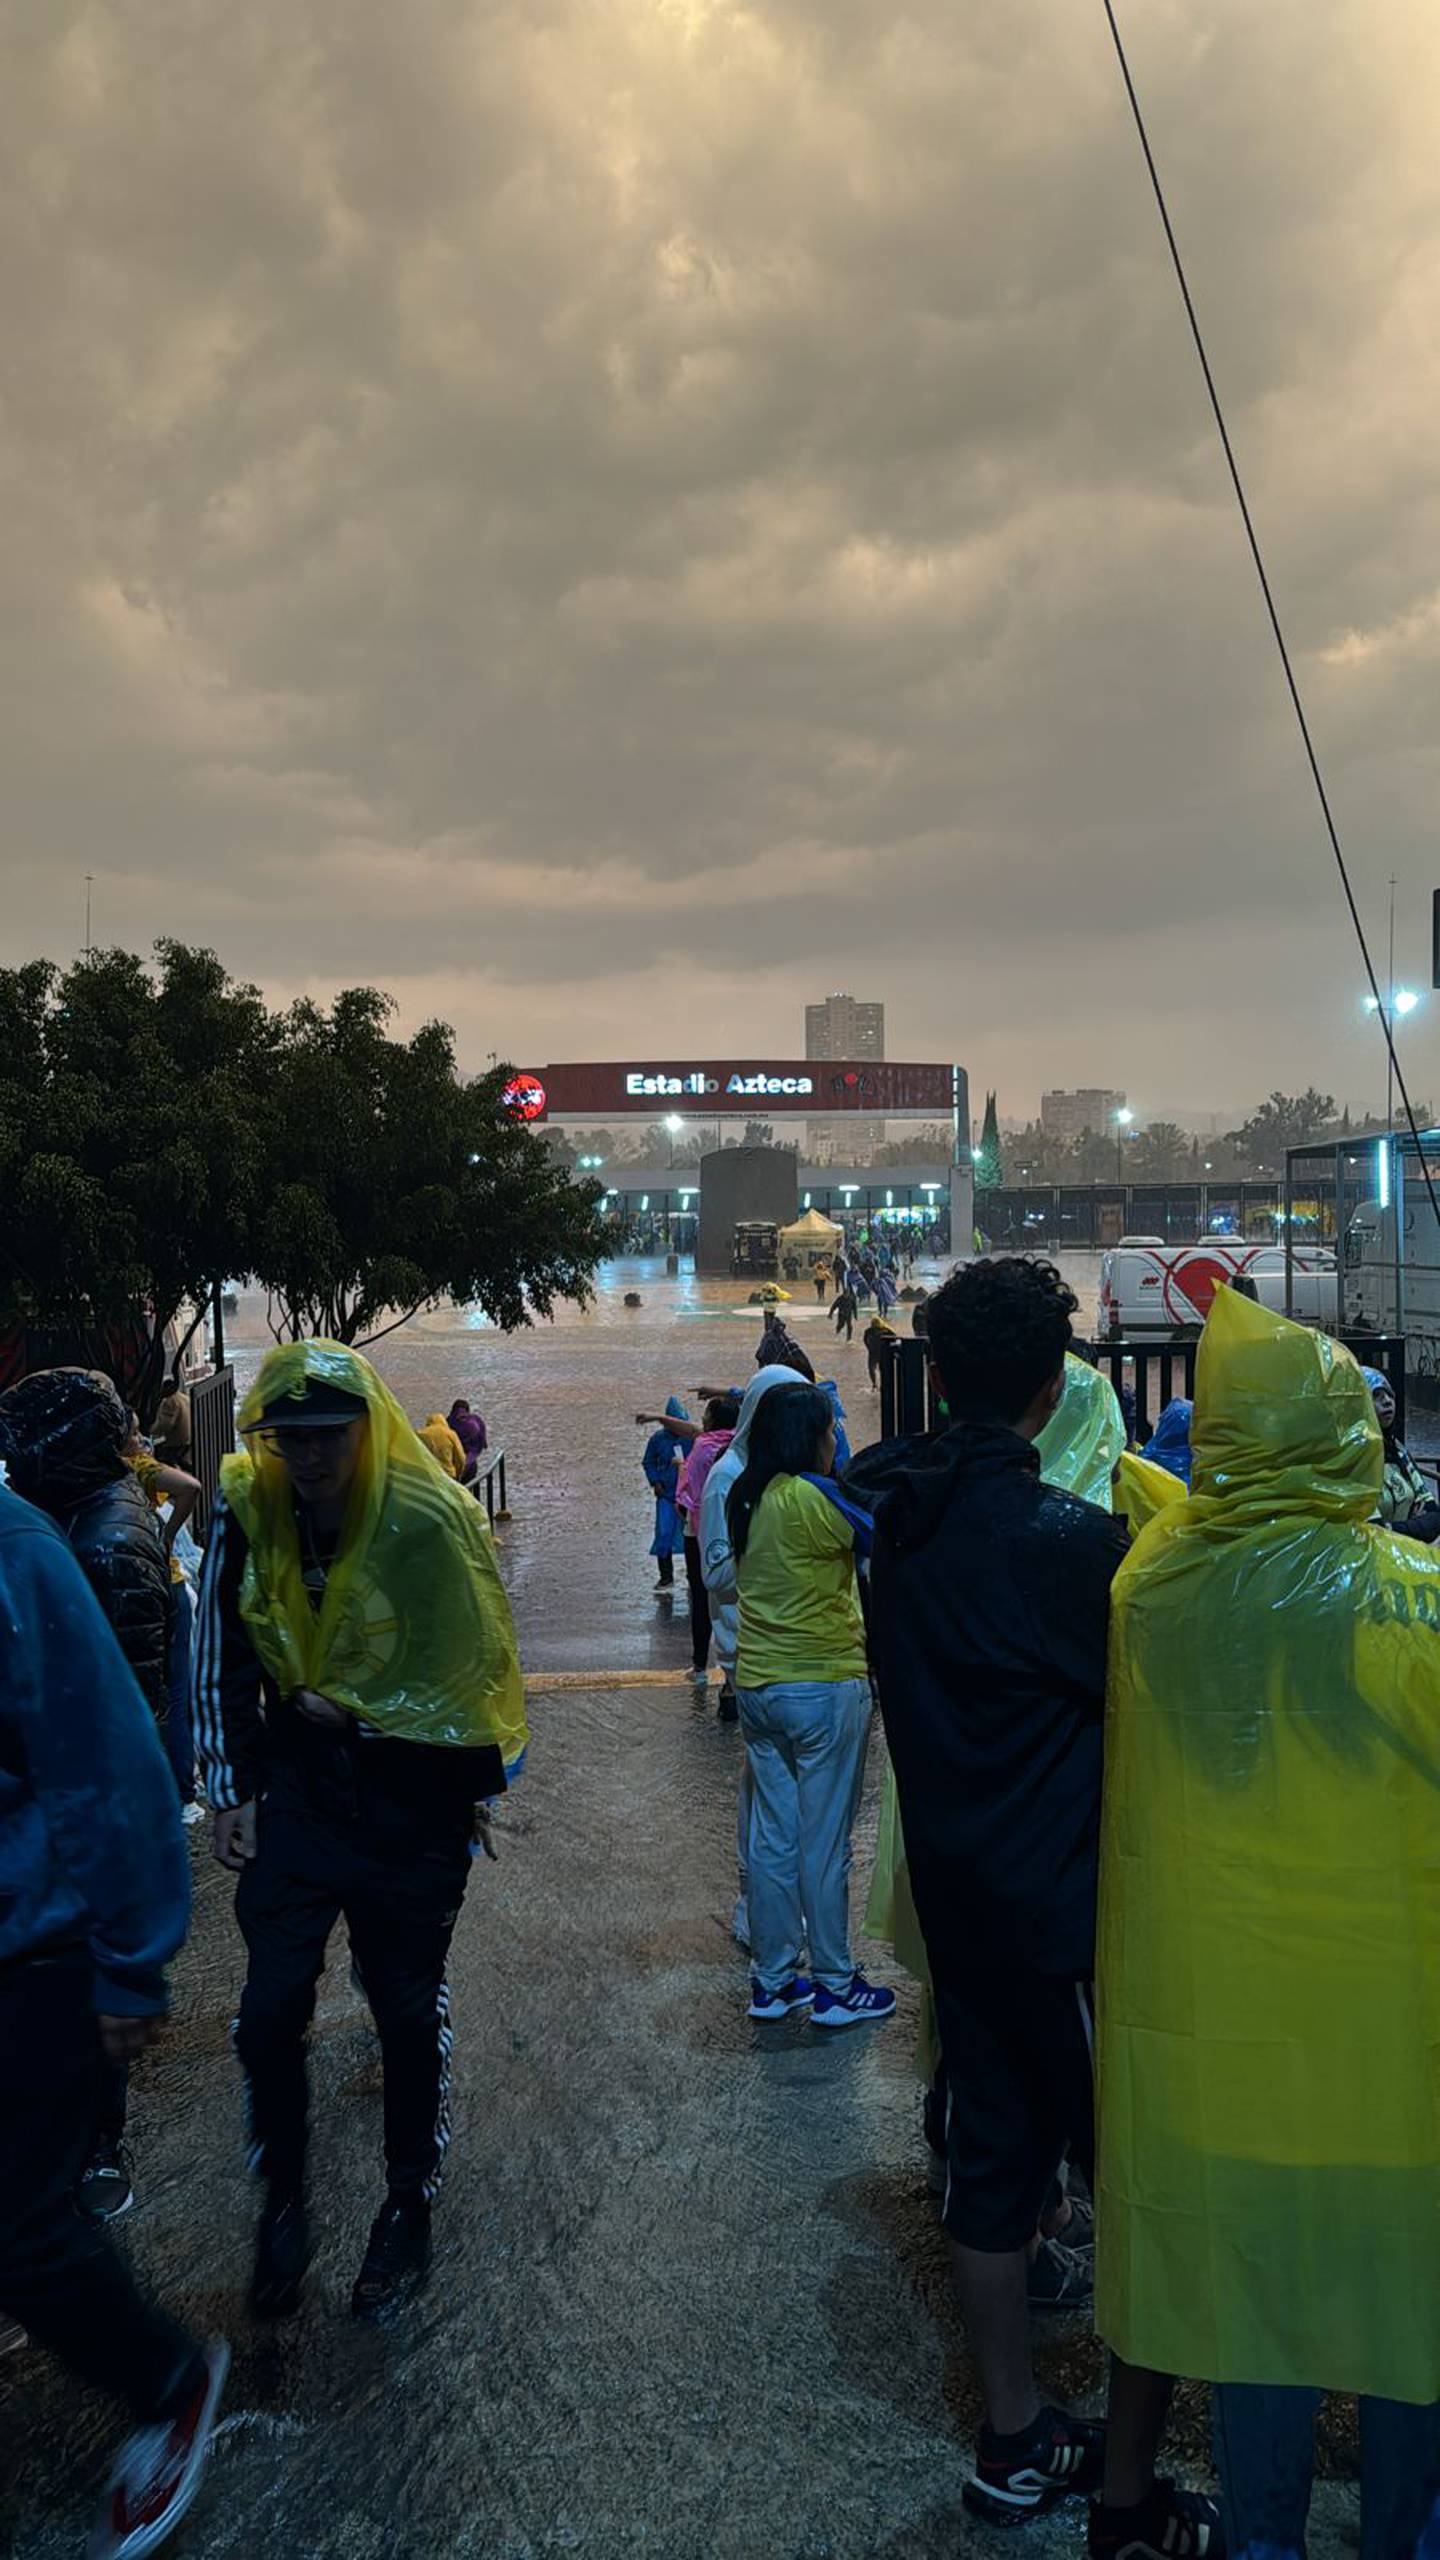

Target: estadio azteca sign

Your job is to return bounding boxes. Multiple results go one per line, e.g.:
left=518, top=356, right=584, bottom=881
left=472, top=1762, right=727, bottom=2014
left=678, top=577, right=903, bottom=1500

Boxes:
left=625, top=1069, right=812, bottom=1098
left=528, top=1060, right=957, bottom=1118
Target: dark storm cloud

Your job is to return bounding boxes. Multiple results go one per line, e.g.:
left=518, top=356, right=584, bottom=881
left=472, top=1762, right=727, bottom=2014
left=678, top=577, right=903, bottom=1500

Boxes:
left=3, top=0, right=1437, bottom=1114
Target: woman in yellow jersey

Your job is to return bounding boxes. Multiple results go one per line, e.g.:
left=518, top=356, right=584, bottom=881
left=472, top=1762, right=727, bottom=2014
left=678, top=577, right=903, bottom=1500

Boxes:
left=730, top=1385, right=895, bottom=2030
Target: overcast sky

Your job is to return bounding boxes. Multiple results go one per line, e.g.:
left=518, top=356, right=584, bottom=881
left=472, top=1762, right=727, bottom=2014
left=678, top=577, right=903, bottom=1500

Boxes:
left=4, top=0, right=1438, bottom=1123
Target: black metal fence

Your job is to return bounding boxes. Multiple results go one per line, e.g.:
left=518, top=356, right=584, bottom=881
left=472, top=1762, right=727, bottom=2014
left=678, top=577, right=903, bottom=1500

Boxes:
left=974, top=1181, right=1300, bottom=1250
left=881, top=1329, right=1409, bottom=1448
left=189, top=1366, right=236, bottom=1536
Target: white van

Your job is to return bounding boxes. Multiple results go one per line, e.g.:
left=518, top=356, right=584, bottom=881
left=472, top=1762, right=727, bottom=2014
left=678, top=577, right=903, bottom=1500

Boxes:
left=1098, top=1238, right=1338, bottom=1340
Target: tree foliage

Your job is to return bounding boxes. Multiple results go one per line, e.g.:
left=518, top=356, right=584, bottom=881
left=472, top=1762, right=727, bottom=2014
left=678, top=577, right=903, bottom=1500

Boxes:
left=1223, top=1089, right=1339, bottom=1172
left=0, top=944, right=274, bottom=1410
left=0, top=945, right=605, bottom=1389
left=253, top=989, right=602, bottom=1341
left=973, top=1092, right=1003, bottom=1189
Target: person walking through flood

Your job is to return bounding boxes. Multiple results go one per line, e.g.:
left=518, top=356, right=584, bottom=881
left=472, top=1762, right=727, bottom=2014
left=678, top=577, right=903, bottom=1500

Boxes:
left=1100, top=1288, right=1440, bottom=2549
left=193, top=1341, right=525, bottom=2327
left=447, top=1399, right=488, bottom=1485
left=417, top=1411, right=468, bottom=1480
left=830, top=1279, right=859, bottom=1344
left=642, top=1397, right=690, bottom=1590
left=863, top=1313, right=897, bottom=1390
left=730, top=1384, right=894, bottom=2030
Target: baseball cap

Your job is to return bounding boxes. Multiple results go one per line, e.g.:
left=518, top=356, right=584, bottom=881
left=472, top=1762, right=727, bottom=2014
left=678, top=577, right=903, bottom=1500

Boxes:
left=250, top=1381, right=369, bottom=1434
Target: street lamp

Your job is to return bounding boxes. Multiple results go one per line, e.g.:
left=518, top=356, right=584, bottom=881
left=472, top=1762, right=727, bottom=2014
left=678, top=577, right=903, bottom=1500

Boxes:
left=1114, top=1106, right=1134, bottom=1185
left=1365, top=989, right=1422, bottom=1152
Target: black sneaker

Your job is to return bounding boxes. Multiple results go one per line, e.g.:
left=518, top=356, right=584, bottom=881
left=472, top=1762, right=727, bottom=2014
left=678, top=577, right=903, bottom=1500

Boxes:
left=249, top=2190, right=312, bottom=2318
left=716, top=1688, right=739, bottom=1724
left=964, top=2405, right=1105, bottom=2524
left=78, top=2140, right=134, bottom=2223
left=1026, top=2234, right=1094, bottom=2311
left=1088, top=2482, right=1226, bottom=2560
left=351, top=2196, right=432, bottom=2325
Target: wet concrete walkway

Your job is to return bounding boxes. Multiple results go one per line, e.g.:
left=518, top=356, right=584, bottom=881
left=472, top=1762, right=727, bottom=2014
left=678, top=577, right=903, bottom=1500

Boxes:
left=3, top=1266, right=1362, bottom=2554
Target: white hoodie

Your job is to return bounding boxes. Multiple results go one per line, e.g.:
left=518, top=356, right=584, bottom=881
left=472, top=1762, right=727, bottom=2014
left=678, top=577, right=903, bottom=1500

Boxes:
left=699, top=1366, right=812, bottom=1674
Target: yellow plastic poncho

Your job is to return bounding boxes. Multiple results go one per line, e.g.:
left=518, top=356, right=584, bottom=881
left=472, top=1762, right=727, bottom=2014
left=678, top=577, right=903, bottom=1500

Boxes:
left=1113, top=1450, right=1186, bottom=1538
left=417, top=1413, right=466, bottom=1480
left=1034, top=1353, right=1127, bottom=1505
left=865, top=1355, right=1126, bottom=2037
left=1097, top=1285, right=1440, bottom=2403
left=222, top=1341, right=527, bottom=1765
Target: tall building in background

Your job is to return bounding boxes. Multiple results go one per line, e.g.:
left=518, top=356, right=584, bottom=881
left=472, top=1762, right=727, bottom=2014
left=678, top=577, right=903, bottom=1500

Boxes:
left=1040, top=1087, right=1126, bottom=1147
left=805, top=994, right=885, bottom=1062
left=806, top=992, right=884, bottom=1163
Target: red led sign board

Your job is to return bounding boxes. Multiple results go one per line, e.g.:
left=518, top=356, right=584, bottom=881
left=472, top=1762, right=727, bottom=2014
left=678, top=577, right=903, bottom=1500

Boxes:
left=530, top=1061, right=956, bottom=1118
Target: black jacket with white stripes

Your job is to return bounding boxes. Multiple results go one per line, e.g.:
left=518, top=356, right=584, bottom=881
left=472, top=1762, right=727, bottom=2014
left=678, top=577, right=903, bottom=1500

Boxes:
left=192, top=1496, right=505, bottom=1830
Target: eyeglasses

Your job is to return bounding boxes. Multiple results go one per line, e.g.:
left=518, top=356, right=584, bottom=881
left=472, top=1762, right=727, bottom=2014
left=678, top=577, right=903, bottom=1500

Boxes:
left=253, top=1425, right=356, bottom=1456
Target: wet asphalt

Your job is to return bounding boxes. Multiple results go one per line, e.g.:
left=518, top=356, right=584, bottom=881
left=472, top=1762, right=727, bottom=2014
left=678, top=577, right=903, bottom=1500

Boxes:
left=2, top=1264, right=1362, bottom=2555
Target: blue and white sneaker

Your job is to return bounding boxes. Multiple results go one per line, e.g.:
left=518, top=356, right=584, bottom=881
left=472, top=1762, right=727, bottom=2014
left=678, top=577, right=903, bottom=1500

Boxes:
left=747, top=1975, right=814, bottom=2020
left=811, top=1972, right=897, bottom=2029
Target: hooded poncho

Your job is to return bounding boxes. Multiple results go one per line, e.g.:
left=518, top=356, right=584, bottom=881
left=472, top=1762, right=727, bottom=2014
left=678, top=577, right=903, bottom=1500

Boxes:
left=221, top=1341, right=526, bottom=1762
left=1098, top=1286, right=1440, bottom=2402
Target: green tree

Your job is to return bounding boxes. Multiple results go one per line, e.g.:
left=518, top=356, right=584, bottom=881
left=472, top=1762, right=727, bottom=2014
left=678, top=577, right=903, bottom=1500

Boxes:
left=1075, top=1125, right=1122, bottom=1184
left=0, top=942, right=273, bottom=1414
left=973, top=1092, right=1003, bottom=1189
left=1006, top=1122, right=1076, bottom=1185
left=1225, top=1090, right=1338, bottom=1174
left=1129, top=1121, right=1193, bottom=1182
left=252, top=988, right=604, bottom=1341
left=0, top=945, right=606, bottom=1389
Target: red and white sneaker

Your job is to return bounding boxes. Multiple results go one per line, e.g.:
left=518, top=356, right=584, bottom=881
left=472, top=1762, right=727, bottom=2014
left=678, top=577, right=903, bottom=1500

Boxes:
left=88, top=2340, right=229, bottom=2559
left=963, top=2403, right=1105, bottom=2523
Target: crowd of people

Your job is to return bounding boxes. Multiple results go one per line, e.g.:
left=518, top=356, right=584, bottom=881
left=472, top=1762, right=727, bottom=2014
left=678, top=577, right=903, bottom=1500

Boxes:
left=6, top=1251, right=1440, bottom=2556
left=635, top=1255, right=1440, bottom=2555
left=0, top=1345, right=519, bottom=2557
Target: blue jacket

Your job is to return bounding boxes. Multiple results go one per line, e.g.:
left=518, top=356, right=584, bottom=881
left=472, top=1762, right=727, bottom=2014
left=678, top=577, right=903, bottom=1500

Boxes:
left=0, top=1484, right=189, bottom=2017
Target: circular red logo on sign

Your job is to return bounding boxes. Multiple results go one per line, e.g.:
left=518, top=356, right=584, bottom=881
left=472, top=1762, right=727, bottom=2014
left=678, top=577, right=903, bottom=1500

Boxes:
left=1163, top=1250, right=1242, bottom=1323
left=502, top=1073, right=547, bottom=1122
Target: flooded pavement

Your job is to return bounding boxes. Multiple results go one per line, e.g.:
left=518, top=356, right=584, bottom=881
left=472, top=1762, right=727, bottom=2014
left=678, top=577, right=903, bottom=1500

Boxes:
left=4, top=1261, right=1364, bottom=2555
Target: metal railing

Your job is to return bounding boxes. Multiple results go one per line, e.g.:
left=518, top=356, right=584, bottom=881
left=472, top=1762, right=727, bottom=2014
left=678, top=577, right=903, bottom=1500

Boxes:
left=881, top=1330, right=1408, bottom=1447
left=189, top=1365, right=236, bottom=1536
left=471, top=1446, right=511, bottom=1527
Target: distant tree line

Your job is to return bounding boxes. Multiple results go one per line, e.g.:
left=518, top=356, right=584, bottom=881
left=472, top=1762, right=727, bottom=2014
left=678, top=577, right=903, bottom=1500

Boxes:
left=990, top=1090, right=1424, bottom=1189
left=0, top=942, right=605, bottom=1417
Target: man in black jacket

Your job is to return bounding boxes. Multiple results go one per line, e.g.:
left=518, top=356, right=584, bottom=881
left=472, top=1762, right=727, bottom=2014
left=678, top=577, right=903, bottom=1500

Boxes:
left=863, top=1261, right=1220, bottom=2557
left=1, top=1366, right=171, bottom=2226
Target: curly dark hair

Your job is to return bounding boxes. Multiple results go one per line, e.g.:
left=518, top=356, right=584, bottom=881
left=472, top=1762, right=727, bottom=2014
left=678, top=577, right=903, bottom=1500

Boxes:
left=925, top=1257, right=1077, bottom=1426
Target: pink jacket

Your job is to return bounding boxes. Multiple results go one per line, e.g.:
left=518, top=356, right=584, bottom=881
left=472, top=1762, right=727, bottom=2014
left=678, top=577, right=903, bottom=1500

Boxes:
left=677, top=1428, right=735, bottom=1528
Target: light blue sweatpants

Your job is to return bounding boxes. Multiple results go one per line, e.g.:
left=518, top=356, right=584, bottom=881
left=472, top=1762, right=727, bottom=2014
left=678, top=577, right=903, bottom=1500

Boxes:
left=735, top=1676, right=871, bottom=1995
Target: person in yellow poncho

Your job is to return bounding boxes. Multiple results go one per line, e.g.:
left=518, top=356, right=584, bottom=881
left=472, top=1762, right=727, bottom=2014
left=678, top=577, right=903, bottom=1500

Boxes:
left=193, top=1340, right=525, bottom=2329
left=416, top=1411, right=467, bottom=1480
left=1098, top=1287, right=1440, bottom=2546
